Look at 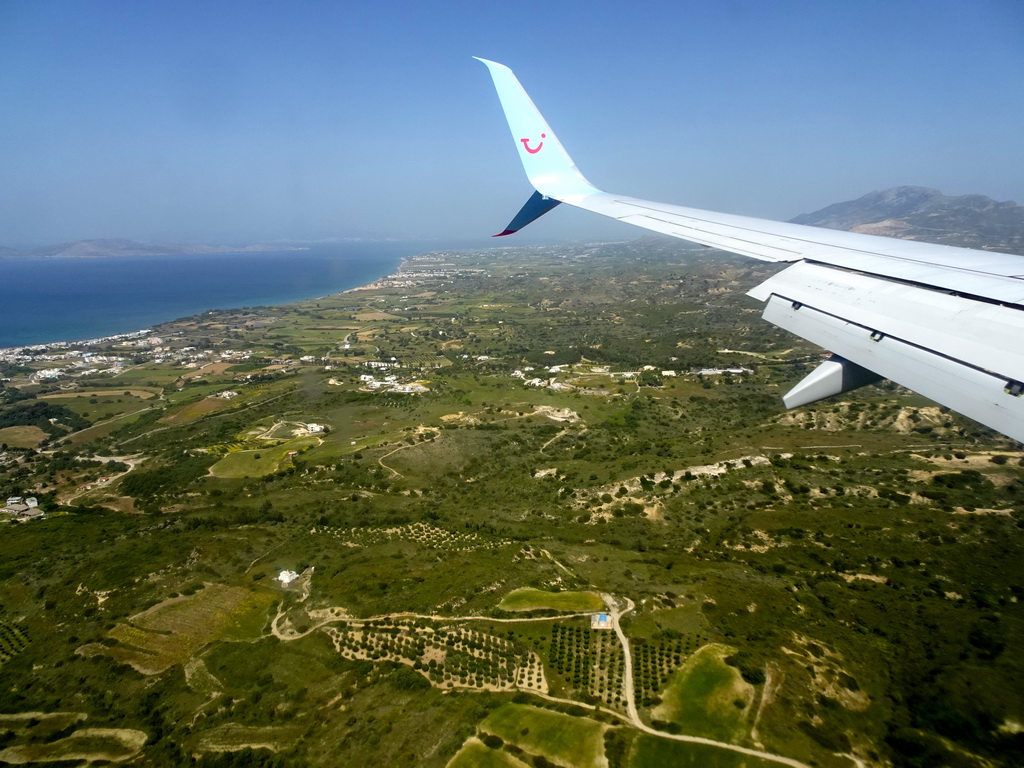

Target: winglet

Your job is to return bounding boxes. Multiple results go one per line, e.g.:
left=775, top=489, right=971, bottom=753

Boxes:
left=475, top=57, right=601, bottom=203
left=493, top=190, right=562, bottom=236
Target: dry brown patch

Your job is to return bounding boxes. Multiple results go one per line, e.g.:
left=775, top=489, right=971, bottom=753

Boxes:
left=782, top=634, right=870, bottom=712
left=644, top=502, right=664, bottom=521
left=0, top=425, right=48, bottom=448
left=0, top=727, right=147, bottom=764
left=182, top=362, right=234, bottom=380
left=40, top=389, right=159, bottom=399
left=839, top=573, right=888, bottom=584
left=953, top=507, right=1014, bottom=516
left=532, top=405, right=580, bottom=422
left=158, top=397, right=233, bottom=425
left=440, top=411, right=480, bottom=425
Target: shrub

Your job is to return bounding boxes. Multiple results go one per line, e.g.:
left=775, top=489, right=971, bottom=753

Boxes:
left=482, top=733, right=503, bottom=749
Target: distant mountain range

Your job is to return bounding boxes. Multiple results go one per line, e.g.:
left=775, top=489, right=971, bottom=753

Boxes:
left=0, top=238, right=306, bottom=259
left=791, top=186, right=1024, bottom=254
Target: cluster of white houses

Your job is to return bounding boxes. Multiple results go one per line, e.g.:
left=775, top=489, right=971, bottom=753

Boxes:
left=2, top=333, right=260, bottom=384
left=2, top=496, right=43, bottom=521
left=358, top=374, right=428, bottom=394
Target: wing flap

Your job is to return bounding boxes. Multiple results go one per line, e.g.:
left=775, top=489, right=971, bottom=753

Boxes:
left=749, top=262, right=1024, bottom=380
left=762, top=293, right=1024, bottom=442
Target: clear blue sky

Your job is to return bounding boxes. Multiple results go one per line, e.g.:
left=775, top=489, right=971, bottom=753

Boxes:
left=1, top=0, right=1022, bottom=248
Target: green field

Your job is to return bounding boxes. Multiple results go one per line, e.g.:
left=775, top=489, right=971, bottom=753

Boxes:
left=210, top=437, right=319, bottom=477
left=498, top=587, right=606, bottom=613
left=652, top=644, right=755, bottom=742
left=629, top=735, right=779, bottom=768
left=479, top=704, right=607, bottom=768
left=447, top=738, right=531, bottom=768
left=79, top=583, right=275, bottom=674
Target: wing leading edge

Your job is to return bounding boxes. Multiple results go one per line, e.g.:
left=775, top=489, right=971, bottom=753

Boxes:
left=476, top=57, right=1024, bottom=443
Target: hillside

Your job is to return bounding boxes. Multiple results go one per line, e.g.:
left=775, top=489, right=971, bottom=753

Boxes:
left=792, top=186, right=1024, bottom=253
left=0, top=239, right=1021, bottom=767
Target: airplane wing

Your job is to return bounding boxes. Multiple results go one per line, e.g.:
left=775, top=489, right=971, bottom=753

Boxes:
left=475, top=57, right=1024, bottom=443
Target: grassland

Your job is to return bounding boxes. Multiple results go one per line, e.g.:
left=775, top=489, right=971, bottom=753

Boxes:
left=196, top=723, right=301, bottom=753
left=448, top=738, right=531, bottom=768
left=629, top=735, right=780, bottom=768
left=210, top=436, right=320, bottom=477
left=652, top=644, right=754, bottom=741
left=79, top=583, right=275, bottom=674
left=158, top=396, right=236, bottom=425
left=497, top=588, right=605, bottom=613
left=0, top=425, right=47, bottom=448
left=479, top=703, right=608, bottom=768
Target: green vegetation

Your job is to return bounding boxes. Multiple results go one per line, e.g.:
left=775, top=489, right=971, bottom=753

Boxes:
left=0, top=620, right=29, bottom=666
left=480, top=703, right=607, bottom=768
left=497, top=588, right=605, bottom=613
left=448, top=738, right=531, bottom=768
left=210, top=437, right=319, bottom=478
left=652, top=644, right=754, bottom=741
left=629, top=736, right=779, bottom=768
left=80, top=583, right=275, bottom=674
left=0, top=240, right=1021, bottom=767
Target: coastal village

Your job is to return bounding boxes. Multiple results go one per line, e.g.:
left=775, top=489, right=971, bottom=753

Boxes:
left=0, top=250, right=759, bottom=404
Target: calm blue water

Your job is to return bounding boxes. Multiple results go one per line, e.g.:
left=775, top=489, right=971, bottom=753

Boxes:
left=0, top=242, right=460, bottom=348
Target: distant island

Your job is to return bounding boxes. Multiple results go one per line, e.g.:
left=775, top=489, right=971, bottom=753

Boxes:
left=0, top=238, right=309, bottom=259
left=5, top=185, right=1022, bottom=260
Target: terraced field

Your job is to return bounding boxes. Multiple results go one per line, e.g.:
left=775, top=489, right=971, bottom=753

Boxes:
left=78, top=584, right=275, bottom=674
left=0, top=620, right=28, bottom=666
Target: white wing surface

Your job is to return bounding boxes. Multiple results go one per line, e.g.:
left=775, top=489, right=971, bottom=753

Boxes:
left=476, top=58, right=1024, bottom=443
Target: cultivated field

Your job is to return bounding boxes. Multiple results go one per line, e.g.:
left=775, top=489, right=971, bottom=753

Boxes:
left=478, top=704, right=608, bottom=768
left=78, top=583, right=274, bottom=674
left=0, top=425, right=47, bottom=448
left=498, top=588, right=605, bottom=613
left=652, top=644, right=754, bottom=742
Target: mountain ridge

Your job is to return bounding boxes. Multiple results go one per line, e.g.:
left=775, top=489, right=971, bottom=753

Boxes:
left=791, top=186, right=1024, bottom=253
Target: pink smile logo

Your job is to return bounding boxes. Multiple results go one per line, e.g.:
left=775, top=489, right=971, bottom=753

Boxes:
left=520, top=134, right=546, bottom=154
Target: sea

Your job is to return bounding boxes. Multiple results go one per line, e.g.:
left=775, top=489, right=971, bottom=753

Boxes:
left=0, top=241, right=475, bottom=349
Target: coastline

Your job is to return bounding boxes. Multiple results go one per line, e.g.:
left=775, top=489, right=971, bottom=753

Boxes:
left=0, top=244, right=434, bottom=351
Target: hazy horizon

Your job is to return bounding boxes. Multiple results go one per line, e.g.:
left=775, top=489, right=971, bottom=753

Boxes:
left=2, top=1, right=1022, bottom=248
